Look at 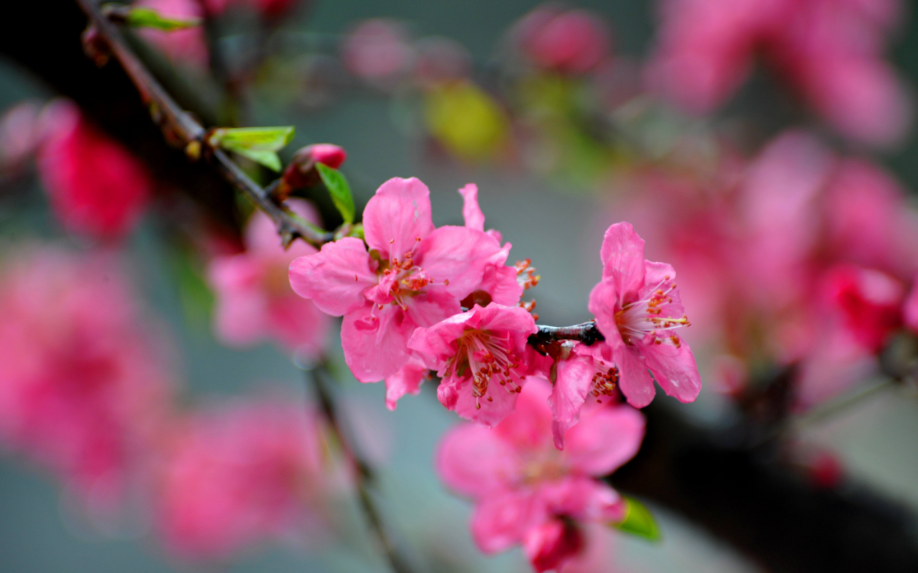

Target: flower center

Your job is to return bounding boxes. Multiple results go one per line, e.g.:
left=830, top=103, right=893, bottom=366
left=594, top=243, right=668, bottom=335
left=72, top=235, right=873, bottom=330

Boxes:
left=446, top=329, right=522, bottom=410
left=590, top=363, right=619, bottom=403
left=614, top=276, right=690, bottom=346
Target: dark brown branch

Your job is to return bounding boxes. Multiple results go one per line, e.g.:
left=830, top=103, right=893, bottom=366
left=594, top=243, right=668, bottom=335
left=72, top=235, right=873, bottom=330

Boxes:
left=74, top=0, right=333, bottom=248
left=308, top=364, right=415, bottom=573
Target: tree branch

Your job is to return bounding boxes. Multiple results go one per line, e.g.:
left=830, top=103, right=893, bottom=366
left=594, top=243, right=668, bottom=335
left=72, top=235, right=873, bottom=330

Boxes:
left=308, top=364, right=415, bottom=573
left=74, top=0, right=333, bottom=248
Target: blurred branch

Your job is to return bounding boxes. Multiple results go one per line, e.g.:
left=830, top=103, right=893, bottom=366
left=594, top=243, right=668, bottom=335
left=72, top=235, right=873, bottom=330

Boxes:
left=308, top=363, right=416, bottom=573
left=74, top=0, right=333, bottom=248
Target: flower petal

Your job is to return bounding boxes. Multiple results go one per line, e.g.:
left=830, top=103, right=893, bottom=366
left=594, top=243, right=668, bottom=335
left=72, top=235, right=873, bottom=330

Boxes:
left=436, top=423, right=515, bottom=498
left=599, top=222, right=646, bottom=300
left=471, top=489, right=543, bottom=554
left=417, top=225, right=503, bottom=300
left=384, top=359, right=428, bottom=411
left=289, top=237, right=375, bottom=316
left=363, top=177, right=434, bottom=259
left=458, top=183, right=486, bottom=231
left=341, top=304, right=412, bottom=382
left=565, top=405, right=645, bottom=476
left=642, top=341, right=701, bottom=403
left=549, top=353, right=594, bottom=449
left=615, top=344, right=655, bottom=408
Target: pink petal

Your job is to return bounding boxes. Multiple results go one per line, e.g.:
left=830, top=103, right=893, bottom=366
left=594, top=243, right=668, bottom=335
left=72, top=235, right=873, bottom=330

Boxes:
left=599, top=222, right=646, bottom=300
left=212, top=291, right=266, bottom=346
left=384, top=359, right=428, bottom=411
left=436, top=424, right=515, bottom=498
left=417, top=225, right=503, bottom=300
left=363, top=177, right=435, bottom=260
left=537, top=477, right=624, bottom=523
left=452, top=375, right=525, bottom=428
left=588, top=279, right=620, bottom=343
left=496, top=376, right=554, bottom=449
left=565, top=405, right=645, bottom=476
left=616, top=344, right=655, bottom=408
left=471, top=489, right=542, bottom=554
left=403, top=286, right=463, bottom=330
left=341, top=304, right=412, bottom=382
left=524, top=519, right=584, bottom=573
left=458, top=183, right=486, bottom=231
left=288, top=237, right=376, bottom=316
left=549, top=353, right=594, bottom=449
left=642, top=341, right=702, bottom=403
left=474, top=303, right=538, bottom=336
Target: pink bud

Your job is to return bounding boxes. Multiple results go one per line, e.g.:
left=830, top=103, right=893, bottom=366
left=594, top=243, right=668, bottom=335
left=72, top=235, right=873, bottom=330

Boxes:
left=514, top=5, right=612, bottom=74
left=277, top=144, right=347, bottom=199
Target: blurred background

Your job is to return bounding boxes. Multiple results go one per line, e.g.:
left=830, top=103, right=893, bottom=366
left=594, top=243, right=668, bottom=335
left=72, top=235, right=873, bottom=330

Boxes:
left=1, top=0, right=918, bottom=571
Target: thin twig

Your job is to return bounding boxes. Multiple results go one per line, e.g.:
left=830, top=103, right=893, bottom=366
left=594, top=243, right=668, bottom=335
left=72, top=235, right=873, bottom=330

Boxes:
left=75, top=0, right=334, bottom=248
left=308, top=364, right=414, bottom=573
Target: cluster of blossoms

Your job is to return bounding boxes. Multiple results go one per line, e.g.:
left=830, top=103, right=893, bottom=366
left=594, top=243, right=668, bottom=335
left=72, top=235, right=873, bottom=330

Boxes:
left=288, top=176, right=700, bottom=569
left=612, top=129, right=918, bottom=409
left=0, top=244, right=336, bottom=558
left=647, top=0, right=912, bottom=146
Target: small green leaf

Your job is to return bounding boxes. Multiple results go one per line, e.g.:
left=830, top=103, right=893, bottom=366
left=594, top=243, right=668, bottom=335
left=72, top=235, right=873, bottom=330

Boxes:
left=125, top=7, right=201, bottom=31
left=210, top=127, right=295, bottom=172
left=611, top=496, right=661, bottom=541
left=316, top=163, right=355, bottom=224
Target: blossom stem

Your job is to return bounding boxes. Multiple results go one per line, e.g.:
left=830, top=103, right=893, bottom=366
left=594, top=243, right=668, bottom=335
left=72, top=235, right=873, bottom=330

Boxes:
left=74, top=0, right=335, bottom=249
left=307, top=362, right=415, bottom=573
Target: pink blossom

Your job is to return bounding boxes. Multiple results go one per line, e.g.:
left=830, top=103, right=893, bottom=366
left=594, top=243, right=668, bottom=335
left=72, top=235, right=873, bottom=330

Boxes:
left=342, top=20, right=414, bottom=84
left=409, top=304, right=548, bottom=426
left=823, top=265, right=904, bottom=353
left=647, top=0, right=912, bottom=146
left=513, top=5, right=612, bottom=74
left=289, top=177, right=508, bottom=383
left=158, top=395, right=325, bottom=559
left=588, top=222, right=700, bottom=408
left=136, top=0, right=208, bottom=69
left=0, top=246, right=172, bottom=512
left=36, top=100, right=152, bottom=240
left=208, top=199, right=330, bottom=358
left=436, top=378, right=643, bottom=571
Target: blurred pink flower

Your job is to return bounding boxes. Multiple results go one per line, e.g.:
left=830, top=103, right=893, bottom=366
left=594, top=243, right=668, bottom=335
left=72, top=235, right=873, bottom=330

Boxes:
left=588, top=222, right=700, bottom=408
left=208, top=199, right=331, bottom=358
left=289, top=177, right=508, bottom=383
left=513, top=5, right=612, bottom=74
left=823, top=265, right=904, bottom=353
left=136, top=0, right=209, bottom=69
left=0, top=246, right=172, bottom=512
left=647, top=0, right=912, bottom=146
left=409, top=304, right=547, bottom=426
left=37, top=100, right=152, bottom=240
left=550, top=342, right=621, bottom=449
left=158, top=395, right=325, bottom=559
left=436, top=378, right=643, bottom=572
left=342, top=20, right=414, bottom=84
left=0, top=100, right=43, bottom=174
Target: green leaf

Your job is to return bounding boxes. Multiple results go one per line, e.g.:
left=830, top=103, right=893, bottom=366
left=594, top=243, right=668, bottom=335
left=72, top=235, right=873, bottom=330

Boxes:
left=611, top=496, right=661, bottom=541
left=316, top=163, right=355, bottom=224
left=125, top=7, right=201, bottom=31
left=210, top=127, right=295, bottom=173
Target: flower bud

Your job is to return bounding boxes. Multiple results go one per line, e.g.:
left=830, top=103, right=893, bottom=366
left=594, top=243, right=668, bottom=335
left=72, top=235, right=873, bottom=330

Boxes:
left=275, top=144, right=347, bottom=201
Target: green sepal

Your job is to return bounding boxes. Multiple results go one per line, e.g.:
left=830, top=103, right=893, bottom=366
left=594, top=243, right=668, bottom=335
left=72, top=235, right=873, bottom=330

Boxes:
left=316, top=163, right=355, bottom=224
left=611, top=496, right=661, bottom=541
left=125, top=7, right=201, bottom=31
left=209, top=127, right=295, bottom=172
